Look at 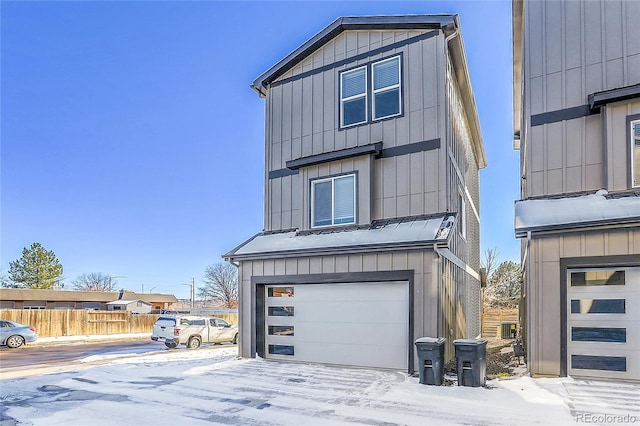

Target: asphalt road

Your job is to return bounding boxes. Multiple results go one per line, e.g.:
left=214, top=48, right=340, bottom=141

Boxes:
left=0, top=339, right=165, bottom=369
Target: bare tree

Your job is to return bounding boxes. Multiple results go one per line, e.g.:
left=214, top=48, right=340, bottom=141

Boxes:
left=198, top=263, right=238, bottom=308
left=72, top=272, right=118, bottom=292
left=481, top=247, right=500, bottom=279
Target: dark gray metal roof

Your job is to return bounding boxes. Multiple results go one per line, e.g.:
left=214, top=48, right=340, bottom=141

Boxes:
left=223, top=214, right=457, bottom=261
left=251, top=15, right=457, bottom=96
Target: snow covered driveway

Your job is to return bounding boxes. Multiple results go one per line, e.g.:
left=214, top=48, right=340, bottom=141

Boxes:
left=1, top=346, right=637, bottom=425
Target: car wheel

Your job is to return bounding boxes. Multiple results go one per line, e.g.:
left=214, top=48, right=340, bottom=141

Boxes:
left=232, top=333, right=238, bottom=345
left=165, top=342, right=178, bottom=349
left=187, top=336, right=201, bottom=349
left=6, top=335, right=25, bottom=349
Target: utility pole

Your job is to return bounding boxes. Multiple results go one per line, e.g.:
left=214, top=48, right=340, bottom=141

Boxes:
left=182, top=278, right=195, bottom=309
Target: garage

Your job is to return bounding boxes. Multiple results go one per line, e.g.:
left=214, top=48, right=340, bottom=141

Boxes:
left=263, top=281, right=409, bottom=370
left=567, top=267, right=640, bottom=380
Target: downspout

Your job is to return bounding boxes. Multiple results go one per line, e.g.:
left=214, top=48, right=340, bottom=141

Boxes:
left=433, top=245, right=443, bottom=339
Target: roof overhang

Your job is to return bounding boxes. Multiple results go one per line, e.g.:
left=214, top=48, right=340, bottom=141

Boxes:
left=514, top=192, right=640, bottom=238
left=224, top=214, right=456, bottom=261
left=588, top=83, right=640, bottom=110
left=251, top=15, right=457, bottom=97
left=512, top=0, right=524, bottom=150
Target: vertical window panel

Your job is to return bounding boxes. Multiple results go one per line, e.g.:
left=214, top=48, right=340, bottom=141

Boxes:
left=340, top=67, right=367, bottom=127
left=632, top=120, right=640, bottom=187
left=372, top=57, right=401, bottom=120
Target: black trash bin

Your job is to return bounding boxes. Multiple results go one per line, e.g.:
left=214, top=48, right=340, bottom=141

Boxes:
left=453, top=338, right=487, bottom=387
left=414, top=337, right=446, bottom=385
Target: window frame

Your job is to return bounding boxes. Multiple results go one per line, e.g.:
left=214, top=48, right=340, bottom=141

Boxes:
left=338, top=54, right=403, bottom=129
left=372, top=56, right=402, bottom=121
left=310, top=172, right=357, bottom=229
left=631, top=118, right=640, bottom=188
left=339, top=65, right=368, bottom=128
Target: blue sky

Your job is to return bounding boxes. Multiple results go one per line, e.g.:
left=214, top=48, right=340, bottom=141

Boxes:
left=1, top=1, right=517, bottom=299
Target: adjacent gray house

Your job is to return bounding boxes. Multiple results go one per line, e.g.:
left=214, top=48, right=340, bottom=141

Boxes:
left=513, top=0, right=640, bottom=380
left=225, top=15, right=486, bottom=372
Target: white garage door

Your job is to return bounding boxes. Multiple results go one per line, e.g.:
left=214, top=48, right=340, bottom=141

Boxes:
left=264, top=281, right=409, bottom=370
left=567, top=267, right=640, bottom=380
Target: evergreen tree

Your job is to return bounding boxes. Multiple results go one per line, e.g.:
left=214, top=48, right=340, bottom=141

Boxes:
left=8, top=242, right=64, bottom=289
left=484, top=260, right=522, bottom=308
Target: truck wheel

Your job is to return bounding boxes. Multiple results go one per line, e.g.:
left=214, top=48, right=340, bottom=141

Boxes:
left=232, top=333, right=238, bottom=345
left=187, top=336, right=201, bottom=349
left=165, top=342, right=178, bottom=349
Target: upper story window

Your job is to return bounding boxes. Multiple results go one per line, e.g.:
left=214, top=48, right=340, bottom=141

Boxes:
left=632, top=119, right=640, bottom=188
left=340, top=66, right=367, bottom=127
left=311, top=174, right=356, bottom=227
left=372, top=57, right=401, bottom=120
left=339, top=55, right=402, bottom=128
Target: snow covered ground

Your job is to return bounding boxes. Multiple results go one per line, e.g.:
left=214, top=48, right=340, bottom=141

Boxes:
left=1, top=343, right=639, bottom=425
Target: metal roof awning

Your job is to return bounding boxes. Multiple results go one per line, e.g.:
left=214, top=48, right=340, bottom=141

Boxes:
left=514, top=191, right=640, bottom=237
left=224, top=214, right=456, bottom=261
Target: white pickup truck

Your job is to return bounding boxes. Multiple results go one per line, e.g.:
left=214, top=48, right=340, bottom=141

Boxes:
left=151, top=315, right=239, bottom=349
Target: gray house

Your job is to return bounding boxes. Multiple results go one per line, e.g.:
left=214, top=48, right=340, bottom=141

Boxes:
left=106, top=299, right=152, bottom=314
left=513, top=0, right=640, bottom=380
left=225, top=15, right=486, bottom=372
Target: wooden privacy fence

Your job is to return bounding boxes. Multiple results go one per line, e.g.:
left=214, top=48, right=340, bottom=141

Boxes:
left=482, top=308, right=519, bottom=338
left=0, top=310, right=239, bottom=338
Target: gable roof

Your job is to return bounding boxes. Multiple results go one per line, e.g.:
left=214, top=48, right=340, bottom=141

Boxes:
left=251, top=15, right=457, bottom=96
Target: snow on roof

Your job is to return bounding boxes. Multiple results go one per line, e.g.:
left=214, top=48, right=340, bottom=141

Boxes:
left=226, top=215, right=455, bottom=260
left=514, top=192, right=640, bottom=237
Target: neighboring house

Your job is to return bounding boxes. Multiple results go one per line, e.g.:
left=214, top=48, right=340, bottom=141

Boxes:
left=106, top=299, right=152, bottom=314
left=513, top=0, right=640, bottom=381
left=0, top=288, right=178, bottom=312
left=224, top=15, right=486, bottom=373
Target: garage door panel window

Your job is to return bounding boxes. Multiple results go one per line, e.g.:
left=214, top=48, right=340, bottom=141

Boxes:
left=571, top=327, right=627, bottom=343
left=268, top=287, right=294, bottom=297
left=268, top=306, right=295, bottom=317
left=268, top=325, right=294, bottom=336
left=570, top=270, right=625, bottom=286
left=268, top=344, right=295, bottom=356
left=311, top=174, right=356, bottom=228
left=572, top=354, right=627, bottom=372
left=571, top=299, right=626, bottom=314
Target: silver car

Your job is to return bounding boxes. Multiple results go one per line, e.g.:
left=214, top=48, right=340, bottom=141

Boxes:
left=0, top=320, right=38, bottom=348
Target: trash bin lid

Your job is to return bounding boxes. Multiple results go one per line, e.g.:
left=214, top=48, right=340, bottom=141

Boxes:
left=415, top=337, right=446, bottom=345
left=453, top=338, right=487, bottom=346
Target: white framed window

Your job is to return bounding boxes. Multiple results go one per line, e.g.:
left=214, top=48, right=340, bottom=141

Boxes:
left=372, top=56, right=401, bottom=120
left=632, top=119, right=640, bottom=188
left=459, top=190, right=467, bottom=239
left=340, top=66, right=367, bottom=128
left=339, top=55, right=402, bottom=129
left=311, top=174, right=356, bottom=228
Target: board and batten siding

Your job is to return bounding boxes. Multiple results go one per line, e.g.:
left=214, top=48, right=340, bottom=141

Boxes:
left=445, top=53, right=482, bottom=338
left=264, top=29, right=446, bottom=232
left=525, top=228, right=640, bottom=376
left=522, top=0, right=640, bottom=198
left=236, top=250, right=445, bottom=371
